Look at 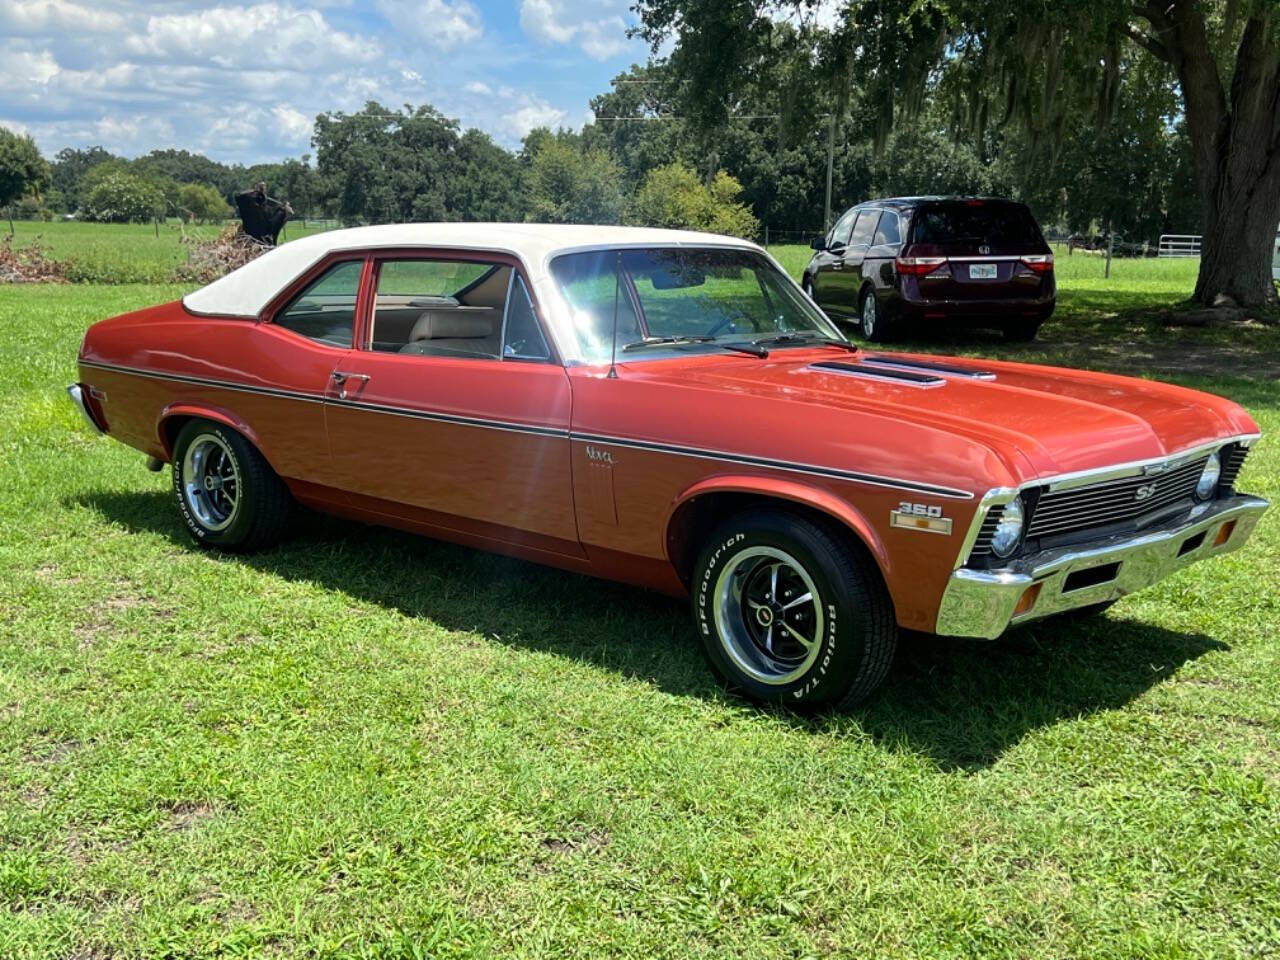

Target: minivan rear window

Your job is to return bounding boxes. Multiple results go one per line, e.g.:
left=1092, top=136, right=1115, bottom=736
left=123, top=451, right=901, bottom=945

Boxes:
left=910, top=202, right=1043, bottom=248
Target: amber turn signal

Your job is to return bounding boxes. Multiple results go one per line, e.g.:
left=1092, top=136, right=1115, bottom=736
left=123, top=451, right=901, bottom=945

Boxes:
left=1013, top=582, right=1043, bottom=617
left=1213, top=520, right=1237, bottom=547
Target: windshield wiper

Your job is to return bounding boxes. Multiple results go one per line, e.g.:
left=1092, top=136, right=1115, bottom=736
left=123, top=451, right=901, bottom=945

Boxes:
left=751, top=333, right=857, bottom=353
left=620, top=335, right=716, bottom=352
left=721, top=341, right=769, bottom=357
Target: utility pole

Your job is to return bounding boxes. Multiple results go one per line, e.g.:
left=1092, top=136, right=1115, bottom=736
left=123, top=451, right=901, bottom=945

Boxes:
left=1105, top=222, right=1114, bottom=279
left=824, top=113, right=836, bottom=232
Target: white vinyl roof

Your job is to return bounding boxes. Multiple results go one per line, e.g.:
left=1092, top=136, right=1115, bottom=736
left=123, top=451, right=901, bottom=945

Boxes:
left=182, top=222, right=763, bottom=320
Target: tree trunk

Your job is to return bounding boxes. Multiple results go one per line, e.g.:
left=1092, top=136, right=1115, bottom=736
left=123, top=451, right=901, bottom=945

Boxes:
left=1143, top=6, right=1280, bottom=309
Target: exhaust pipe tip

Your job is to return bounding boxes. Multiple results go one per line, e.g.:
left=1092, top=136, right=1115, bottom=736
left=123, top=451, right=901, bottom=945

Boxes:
left=145, top=456, right=165, bottom=473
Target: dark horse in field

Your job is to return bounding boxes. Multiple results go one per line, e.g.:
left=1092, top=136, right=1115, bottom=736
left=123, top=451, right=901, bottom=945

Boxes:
left=234, top=182, right=293, bottom=246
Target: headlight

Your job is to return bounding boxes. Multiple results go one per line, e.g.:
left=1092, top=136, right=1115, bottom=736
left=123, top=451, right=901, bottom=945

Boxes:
left=1195, top=452, right=1221, bottom=500
left=990, top=495, right=1025, bottom=559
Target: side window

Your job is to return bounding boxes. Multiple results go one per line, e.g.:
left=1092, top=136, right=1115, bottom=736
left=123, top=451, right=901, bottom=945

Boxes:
left=273, top=259, right=362, bottom=347
left=829, top=208, right=857, bottom=247
left=503, top=275, right=551, bottom=361
left=849, top=210, right=878, bottom=247
left=371, top=258, right=509, bottom=359
left=873, top=211, right=902, bottom=246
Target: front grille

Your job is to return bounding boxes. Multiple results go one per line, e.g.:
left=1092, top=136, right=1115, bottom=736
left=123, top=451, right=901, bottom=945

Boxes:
left=1219, top=443, right=1250, bottom=492
left=1026, top=456, right=1208, bottom=540
left=971, top=509, right=1002, bottom=555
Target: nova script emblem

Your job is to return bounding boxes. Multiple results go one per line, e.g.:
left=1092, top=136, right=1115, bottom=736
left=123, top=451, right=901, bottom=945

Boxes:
left=1134, top=482, right=1158, bottom=501
left=585, top=445, right=615, bottom=465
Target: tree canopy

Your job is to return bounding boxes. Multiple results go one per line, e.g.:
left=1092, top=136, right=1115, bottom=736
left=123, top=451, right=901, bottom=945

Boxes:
left=0, top=129, right=51, bottom=223
left=634, top=0, right=1280, bottom=306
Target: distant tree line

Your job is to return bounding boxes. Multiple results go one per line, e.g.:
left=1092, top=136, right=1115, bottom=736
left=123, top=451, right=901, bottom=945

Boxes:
left=2, top=47, right=1204, bottom=246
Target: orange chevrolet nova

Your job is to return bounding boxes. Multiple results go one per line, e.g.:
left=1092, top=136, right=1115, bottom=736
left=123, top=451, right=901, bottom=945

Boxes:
left=69, top=224, right=1268, bottom=708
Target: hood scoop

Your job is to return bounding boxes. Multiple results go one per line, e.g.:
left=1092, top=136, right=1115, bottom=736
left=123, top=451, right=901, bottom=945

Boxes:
left=861, top=355, right=997, bottom=380
left=809, top=360, right=946, bottom=389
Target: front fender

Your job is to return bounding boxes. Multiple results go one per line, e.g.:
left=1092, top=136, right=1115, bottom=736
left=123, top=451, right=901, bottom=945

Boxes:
left=664, top=474, right=891, bottom=582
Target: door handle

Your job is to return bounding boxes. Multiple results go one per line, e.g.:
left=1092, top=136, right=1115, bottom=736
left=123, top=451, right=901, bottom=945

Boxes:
left=331, top=370, right=370, bottom=399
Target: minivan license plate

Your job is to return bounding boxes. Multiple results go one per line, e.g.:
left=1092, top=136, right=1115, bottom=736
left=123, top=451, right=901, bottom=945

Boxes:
left=969, top=263, right=998, bottom=279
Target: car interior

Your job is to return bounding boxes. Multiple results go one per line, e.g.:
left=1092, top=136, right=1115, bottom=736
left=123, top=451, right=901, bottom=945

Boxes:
left=372, top=263, right=511, bottom=359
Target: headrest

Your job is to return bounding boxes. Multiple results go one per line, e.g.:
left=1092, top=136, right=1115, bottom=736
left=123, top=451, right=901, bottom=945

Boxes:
left=410, top=309, right=495, bottom=341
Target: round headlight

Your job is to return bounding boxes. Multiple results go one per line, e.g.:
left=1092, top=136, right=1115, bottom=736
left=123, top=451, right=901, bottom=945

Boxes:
left=1195, top=452, right=1221, bottom=500
left=990, top=495, right=1025, bottom=559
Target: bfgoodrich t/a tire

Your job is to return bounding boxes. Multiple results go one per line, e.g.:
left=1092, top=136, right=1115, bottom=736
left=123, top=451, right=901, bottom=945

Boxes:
left=171, top=419, right=292, bottom=552
left=691, top=509, right=897, bottom=710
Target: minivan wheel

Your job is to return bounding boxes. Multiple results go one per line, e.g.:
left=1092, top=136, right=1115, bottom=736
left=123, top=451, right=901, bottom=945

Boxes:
left=1002, top=317, right=1042, bottom=342
left=171, top=419, right=292, bottom=552
left=691, top=509, right=897, bottom=710
left=860, top=289, right=895, bottom=342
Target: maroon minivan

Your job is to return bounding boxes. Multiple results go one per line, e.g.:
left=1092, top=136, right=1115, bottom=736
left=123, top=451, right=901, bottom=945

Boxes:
left=802, top=197, right=1056, bottom=342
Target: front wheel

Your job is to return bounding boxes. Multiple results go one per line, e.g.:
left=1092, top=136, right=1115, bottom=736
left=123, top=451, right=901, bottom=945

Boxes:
left=691, top=509, right=897, bottom=710
left=171, top=419, right=292, bottom=552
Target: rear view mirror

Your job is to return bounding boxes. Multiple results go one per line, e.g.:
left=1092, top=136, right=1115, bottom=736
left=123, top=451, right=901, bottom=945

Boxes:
left=810, top=236, right=827, bottom=251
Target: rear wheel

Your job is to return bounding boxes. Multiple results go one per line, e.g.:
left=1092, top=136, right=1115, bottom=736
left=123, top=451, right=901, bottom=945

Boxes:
left=860, top=289, right=894, bottom=342
left=171, top=419, right=292, bottom=552
left=691, top=509, right=897, bottom=710
left=1002, top=317, right=1042, bottom=342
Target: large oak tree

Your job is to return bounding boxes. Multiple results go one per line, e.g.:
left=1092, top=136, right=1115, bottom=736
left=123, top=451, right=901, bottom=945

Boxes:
left=636, top=0, right=1280, bottom=308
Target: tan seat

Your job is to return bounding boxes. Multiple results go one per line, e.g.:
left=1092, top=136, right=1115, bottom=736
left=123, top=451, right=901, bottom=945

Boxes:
left=400, top=307, right=501, bottom=358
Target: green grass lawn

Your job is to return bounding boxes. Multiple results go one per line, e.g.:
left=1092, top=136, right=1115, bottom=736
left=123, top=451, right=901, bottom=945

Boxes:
left=1, top=257, right=1279, bottom=956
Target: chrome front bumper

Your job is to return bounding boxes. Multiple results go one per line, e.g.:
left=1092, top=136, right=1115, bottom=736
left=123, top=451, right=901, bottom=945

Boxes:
left=935, top=494, right=1269, bottom=639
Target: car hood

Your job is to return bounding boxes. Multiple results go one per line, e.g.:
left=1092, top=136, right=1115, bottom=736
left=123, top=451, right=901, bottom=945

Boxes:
left=627, top=348, right=1258, bottom=486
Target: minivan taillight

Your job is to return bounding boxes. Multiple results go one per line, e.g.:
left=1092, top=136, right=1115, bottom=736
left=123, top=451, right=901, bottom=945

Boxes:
left=895, top=256, right=948, bottom=276
left=1020, top=254, right=1054, bottom=274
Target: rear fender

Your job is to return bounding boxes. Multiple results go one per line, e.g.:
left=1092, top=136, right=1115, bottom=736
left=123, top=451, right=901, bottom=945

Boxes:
left=156, top=403, right=264, bottom=462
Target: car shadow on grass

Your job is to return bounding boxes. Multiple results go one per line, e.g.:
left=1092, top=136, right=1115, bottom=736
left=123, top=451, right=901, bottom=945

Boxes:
left=76, top=489, right=1227, bottom=772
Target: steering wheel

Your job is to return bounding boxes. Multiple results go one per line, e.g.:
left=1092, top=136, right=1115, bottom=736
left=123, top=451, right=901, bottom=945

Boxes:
left=706, top=310, right=749, bottom=338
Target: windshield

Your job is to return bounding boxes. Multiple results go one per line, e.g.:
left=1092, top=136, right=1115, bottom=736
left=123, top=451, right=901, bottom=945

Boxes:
left=549, top=247, right=842, bottom=363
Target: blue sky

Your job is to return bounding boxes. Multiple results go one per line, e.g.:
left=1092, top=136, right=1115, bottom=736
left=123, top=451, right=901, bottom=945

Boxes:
left=0, top=0, right=654, bottom=163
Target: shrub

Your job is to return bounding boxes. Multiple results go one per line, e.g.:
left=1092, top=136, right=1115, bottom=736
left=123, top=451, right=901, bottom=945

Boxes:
left=81, top=172, right=166, bottom=223
left=629, top=163, right=759, bottom=239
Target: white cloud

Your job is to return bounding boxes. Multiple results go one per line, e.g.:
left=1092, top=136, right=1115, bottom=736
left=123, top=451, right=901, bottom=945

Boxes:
left=377, top=0, right=482, bottom=49
left=464, top=80, right=492, bottom=95
left=125, top=3, right=379, bottom=69
left=519, top=0, right=635, bottom=61
left=504, top=99, right=566, bottom=138
left=271, top=104, right=312, bottom=143
left=0, top=48, right=60, bottom=89
left=0, top=0, right=125, bottom=34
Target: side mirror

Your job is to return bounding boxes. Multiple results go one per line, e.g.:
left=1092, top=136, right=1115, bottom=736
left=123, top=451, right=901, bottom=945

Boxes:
left=810, top=236, right=827, bottom=251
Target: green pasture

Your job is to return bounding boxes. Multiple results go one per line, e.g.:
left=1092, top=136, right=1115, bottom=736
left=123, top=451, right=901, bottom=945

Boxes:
left=0, top=230, right=1278, bottom=958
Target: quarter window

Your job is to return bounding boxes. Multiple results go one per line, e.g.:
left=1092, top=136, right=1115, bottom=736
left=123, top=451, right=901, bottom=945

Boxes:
left=273, top=259, right=362, bottom=347
left=503, top=275, right=551, bottom=361
left=873, top=211, right=902, bottom=246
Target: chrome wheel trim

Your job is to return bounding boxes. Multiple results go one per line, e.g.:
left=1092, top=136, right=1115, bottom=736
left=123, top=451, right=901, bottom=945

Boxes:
left=713, top=546, right=825, bottom=686
left=181, top=433, right=240, bottom=532
left=862, top=294, right=876, bottom=337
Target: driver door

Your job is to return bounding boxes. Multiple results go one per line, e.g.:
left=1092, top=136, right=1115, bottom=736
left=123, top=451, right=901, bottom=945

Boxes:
left=811, top=208, right=857, bottom=316
left=322, top=253, right=583, bottom=559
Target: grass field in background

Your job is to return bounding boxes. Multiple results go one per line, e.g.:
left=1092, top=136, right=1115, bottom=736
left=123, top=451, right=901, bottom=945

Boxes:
left=6, top=220, right=332, bottom=283
left=1, top=238, right=1279, bottom=957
